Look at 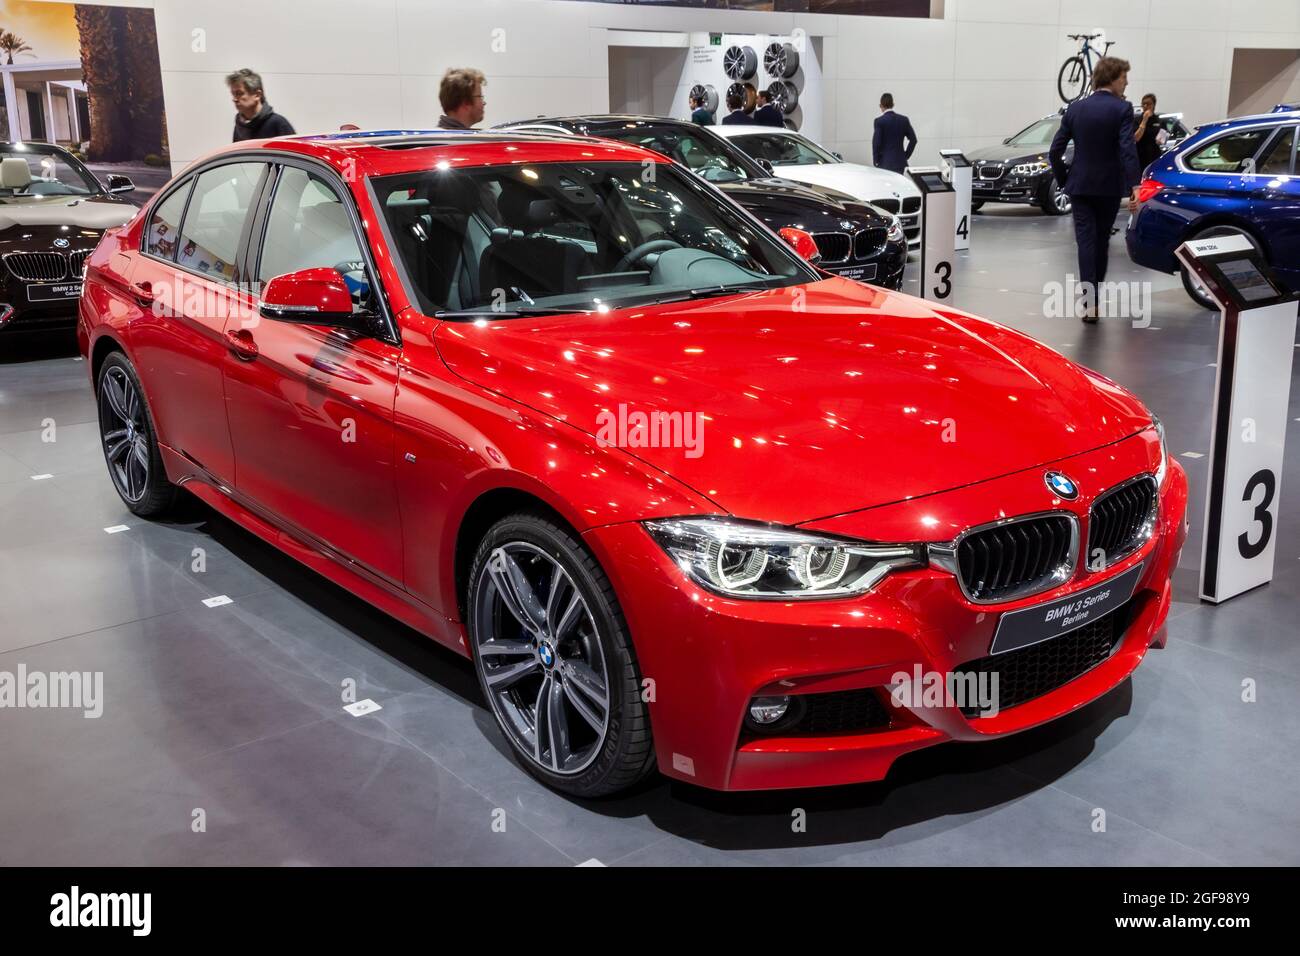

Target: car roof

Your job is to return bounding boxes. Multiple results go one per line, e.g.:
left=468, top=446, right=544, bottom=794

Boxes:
left=711, top=125, right=799, bottom=138
left=501, top=114, right=693, bottom=129
left=195, top=127, right=667, bottom=179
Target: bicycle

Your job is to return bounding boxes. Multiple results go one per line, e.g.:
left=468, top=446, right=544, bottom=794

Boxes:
left=1058, top=33, right=1115, bottom=104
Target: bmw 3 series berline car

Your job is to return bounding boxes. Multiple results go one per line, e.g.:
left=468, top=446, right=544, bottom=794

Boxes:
left=79, top=129, right=1188, bottom=796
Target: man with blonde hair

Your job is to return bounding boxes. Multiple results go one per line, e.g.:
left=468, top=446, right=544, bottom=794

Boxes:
left=438, top=68, right=487, bottom=130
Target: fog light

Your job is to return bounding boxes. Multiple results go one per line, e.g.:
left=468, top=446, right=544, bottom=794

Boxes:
left=748, top=695, right=791, bottom=725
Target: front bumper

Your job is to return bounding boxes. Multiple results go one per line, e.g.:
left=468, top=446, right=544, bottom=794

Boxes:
left=583, top=433, right=1188, bottom=791
left=971, top=170, right=1052, bottom=206
left=822, top=238, right=907, bottom=290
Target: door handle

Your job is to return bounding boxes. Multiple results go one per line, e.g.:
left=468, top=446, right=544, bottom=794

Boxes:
left=225, top=328, right=259, bottom=361
left=131, top=280, right=155, bottom=307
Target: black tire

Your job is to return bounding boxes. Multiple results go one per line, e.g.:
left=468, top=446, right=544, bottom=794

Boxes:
left=1058, top=56, right=1087, bottom=103
left=96, top=351, right=178, bottom=517
left=1180, top=226, right=1260, bottom=310
left=1040, top=178, right=1071, bottom=215
left=466, top=511, right=655, bottom=797
left=971, top=200, right=985, bottom=212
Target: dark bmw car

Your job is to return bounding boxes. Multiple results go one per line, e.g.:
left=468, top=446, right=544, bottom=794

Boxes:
left=0, top=142, right=137, bottom=333
left=967, top=114, right=1074, bottom=215
left=498, top=115, right=907, bottom=289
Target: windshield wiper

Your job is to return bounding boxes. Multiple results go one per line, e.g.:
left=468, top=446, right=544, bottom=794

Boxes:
left=435, top=306, right=594, bottom=319
left=642, top=282, right=777, bottom=307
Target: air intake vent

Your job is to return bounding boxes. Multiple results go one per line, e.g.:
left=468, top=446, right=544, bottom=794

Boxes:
left=1088, top=476, right=1158, bottom=568
left=953, top=513, right=1077, bottom=603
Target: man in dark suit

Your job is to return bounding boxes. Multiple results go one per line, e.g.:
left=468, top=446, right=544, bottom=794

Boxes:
left=720, top=91, right=755, bottom=126
left=754, top=90, right=783, bottom=127
left=872, top=93, right=916, bottom=174
left=690, top=92, right=714, bottom=127
left=1049, top=56, right=1142, bottom=323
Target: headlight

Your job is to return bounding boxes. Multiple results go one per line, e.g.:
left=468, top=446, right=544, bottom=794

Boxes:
left=1011, top=160, right=1050, bottom=176
left=643, top=517, right=925, bottom=599
left=1152, top=414, right=1169, bottom=486
left=886, top=216, right=906, bottom=244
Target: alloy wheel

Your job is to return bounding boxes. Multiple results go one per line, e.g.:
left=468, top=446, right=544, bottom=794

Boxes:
left=472, top=541, right=611, bottom=775
left=99, top=365, right=151, bottom=503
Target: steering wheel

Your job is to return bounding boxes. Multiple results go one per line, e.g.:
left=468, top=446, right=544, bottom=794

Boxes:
left=614, top=238, right=681, bottom=273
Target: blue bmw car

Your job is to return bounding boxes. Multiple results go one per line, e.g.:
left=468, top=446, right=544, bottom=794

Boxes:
left=1127, top=105, right=1299, bottom=308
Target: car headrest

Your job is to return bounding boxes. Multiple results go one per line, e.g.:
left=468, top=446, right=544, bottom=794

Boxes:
left=0, top=157, right=31, bottom=189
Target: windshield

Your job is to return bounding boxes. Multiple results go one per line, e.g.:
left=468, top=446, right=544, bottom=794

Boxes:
left=373, top=160, right=812, bottom=316
left=0, top=147, right=98, bottom=202
left=596, top=126, right=756, bottom=184
left=730, top=132, right=838, bottom=167
left=1008, top=118, right=1060, bottom=147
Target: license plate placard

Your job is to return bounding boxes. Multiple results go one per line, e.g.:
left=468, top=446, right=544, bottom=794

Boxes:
left=989, top=562, right=1144, bottom=655
left=833, top=263, right=877, bottom=282
left=28, top=282, right=82, bottom=303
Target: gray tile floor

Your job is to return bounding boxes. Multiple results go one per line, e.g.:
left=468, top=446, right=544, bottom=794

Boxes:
left=1, top=207, right=1298, bottom=866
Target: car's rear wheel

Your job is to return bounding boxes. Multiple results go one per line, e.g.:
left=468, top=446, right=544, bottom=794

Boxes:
left=1181, top=225, right=1260, bottom=310
left=467, top=512, right=655, bottom=797
left=96, top=352, right=177, bottom=517
left=970, top=199, right=985, bottom=212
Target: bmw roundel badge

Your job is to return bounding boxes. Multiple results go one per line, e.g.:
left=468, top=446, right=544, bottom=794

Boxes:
left=53, top=237, right=70, bottom=248
left=1044, top=471, right=1078, bottom=500
left=538, top=642, right=555, bottom=667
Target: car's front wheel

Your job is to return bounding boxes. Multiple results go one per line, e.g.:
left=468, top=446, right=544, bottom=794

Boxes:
left=467, top=511, right=655, bottom=797
left=96, top=351, right=177, bottom=517
left=1040, top=179, right=1070, bottom=215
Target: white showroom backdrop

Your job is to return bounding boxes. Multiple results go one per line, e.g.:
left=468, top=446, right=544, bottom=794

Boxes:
left=41, top=0, right=1300, bottom=174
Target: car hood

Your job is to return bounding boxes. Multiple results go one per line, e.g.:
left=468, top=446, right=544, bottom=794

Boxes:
left=0, top=194, right=134, bottom=232
left=433, top=278, right=1152, bottom=526
left=772, top=163, right=920, bottom=205
left=719, top=179, right=891, bottom=227
left=965, top=142, right=1046, bottom=165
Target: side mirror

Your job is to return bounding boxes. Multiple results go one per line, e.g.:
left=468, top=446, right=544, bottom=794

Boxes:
left=260, top=268, right=358, bottom=325
left=1002, top=136, right=1011, bottom=145
left=832, top=151, right=844, bottom=161
left=778, top=226, right=821, bottom=264
left=756, top=157, right=775, bottom=175
left=106, top=174, right=135, bottom=194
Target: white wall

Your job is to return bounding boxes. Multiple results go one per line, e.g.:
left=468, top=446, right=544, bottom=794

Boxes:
left=47, top=0, right=1300, bottom=172
left=1228, top=48, right=1300, bottom=116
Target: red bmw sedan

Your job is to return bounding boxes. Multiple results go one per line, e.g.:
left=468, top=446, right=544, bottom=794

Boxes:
left=78, top=130, right=1188, bottom=796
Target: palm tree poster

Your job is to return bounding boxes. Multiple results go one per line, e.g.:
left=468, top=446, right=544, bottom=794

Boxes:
left=0, top=0, right=168, bottom=199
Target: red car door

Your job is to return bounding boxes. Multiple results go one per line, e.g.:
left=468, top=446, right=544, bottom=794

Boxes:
left=127, top=161, right=268, bottom=483
left=221, top=162, right=404, bottom=585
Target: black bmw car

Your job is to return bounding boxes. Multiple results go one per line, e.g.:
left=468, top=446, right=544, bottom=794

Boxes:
left=0, top=142, right=136, bottom=333
left=497, top=115, right=907, bottom=289
left=966, top=114, right=1073, bottom=215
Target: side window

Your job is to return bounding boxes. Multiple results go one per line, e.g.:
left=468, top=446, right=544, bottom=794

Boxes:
left=258, top=166, right=369, bottom=306
left=176, top=162, right=265, bottom=283
left=1258, top=127, right=1296, bottom=175
left=1184, top=129, right=1272, bottom=173
left=144, top=183, right=190, bottom=261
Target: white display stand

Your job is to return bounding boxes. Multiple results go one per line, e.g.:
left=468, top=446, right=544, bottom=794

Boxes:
left=907, top=166, right=956, bottom=303
left=939, top=149, right=972, bottom=251
left=1175, top=234, right=1299, bottom=603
